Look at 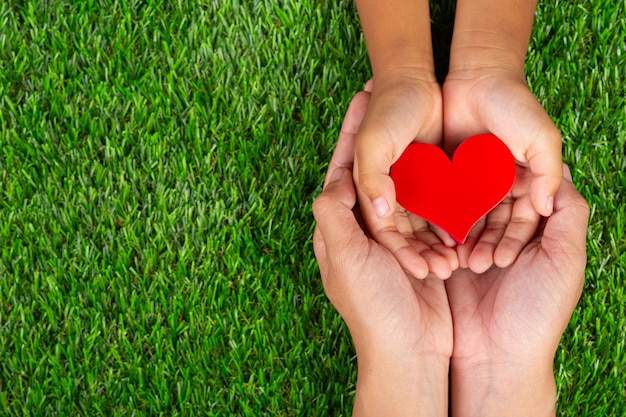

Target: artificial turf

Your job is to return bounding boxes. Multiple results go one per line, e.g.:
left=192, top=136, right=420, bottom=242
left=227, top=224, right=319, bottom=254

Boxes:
left=0, top=0, right=624, bottom=415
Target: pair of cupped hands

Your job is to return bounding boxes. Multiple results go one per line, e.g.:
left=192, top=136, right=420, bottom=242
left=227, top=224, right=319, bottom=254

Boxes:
left=313, top=70, right=589, bottom=413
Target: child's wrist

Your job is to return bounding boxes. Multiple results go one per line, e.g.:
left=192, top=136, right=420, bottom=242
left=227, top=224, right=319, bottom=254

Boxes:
left=371, top=46, right=437, bottom=85
left=448, top=35, right=527, bottom=80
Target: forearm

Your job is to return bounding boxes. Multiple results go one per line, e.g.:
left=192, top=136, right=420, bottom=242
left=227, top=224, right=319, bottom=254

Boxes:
left=449, top=0, right=538, bottom=76
left=354, top=349, right=449, bottom=417
left=355, top=0, right=436, bottom=80
left=450, top=360, right=557, bottom=417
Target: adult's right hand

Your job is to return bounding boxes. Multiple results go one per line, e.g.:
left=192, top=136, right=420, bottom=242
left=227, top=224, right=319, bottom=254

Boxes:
left=445, top=164, right=589, bottom=416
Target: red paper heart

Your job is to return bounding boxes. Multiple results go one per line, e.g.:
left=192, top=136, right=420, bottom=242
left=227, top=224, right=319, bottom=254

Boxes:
left=390, top=134, right=516, bottom=244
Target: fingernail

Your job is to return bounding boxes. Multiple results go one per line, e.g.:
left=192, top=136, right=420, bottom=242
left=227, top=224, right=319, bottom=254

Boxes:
left=328, top=168, right=344, bottom=184
left=373, top=197, right=390, bottom=218
left=546, top=196, right=554, bottom=214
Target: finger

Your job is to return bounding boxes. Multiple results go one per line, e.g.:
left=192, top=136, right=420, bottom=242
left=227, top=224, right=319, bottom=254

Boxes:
left=359, top=190, right=428, bottom=278
left=539, top=164, right=590, bottom=272
left=364, top=79, right=374, bottom=92
left=467, top=196, right=513, bottom=273
left=429, top=223, right=458, bottom=248
left=525, top=125, right=563, bottom=217
left=409, top=216, right=458, bottom=279
left=354, top=144, right=396, bottom=218
left=393, top=205, right=414, bottom=237
left=487, top=91, right=563, bottom=217
left=312, top=226, right=328, bottom=279
left=407, top=219, right=454, bottom=279
left=393, top=209, right=456, bottom=278
left=493, top=194, right=541, bottom=268
left=324, top=91, right=371, bottom=187
left=313, top=168, right=364, bottom=257
left=456, top=217, right=486, bottom=269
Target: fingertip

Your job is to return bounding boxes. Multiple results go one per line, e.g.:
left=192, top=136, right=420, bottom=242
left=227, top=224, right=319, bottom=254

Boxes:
left=562, top=163, right=573, bottom=182
left=468, top=249, right=494, bottom=274
left=545, top=195, right=554, bottom=216
left=357, top=173, right=397, bottom=219
left=327, top=166, right=347, bottom=185
left=406, top=256, right=429, bottom=279
left=421, top=249, right=453, bottom=280
left=435, top=262, right=453, bottom=280
left=493, top=248, right=516, bottom=269
left=431, top=224, right=458, bottom=248
left=438, top=244, right=460, bottom=272
left=531, top=177, right=562, bottom=217
left=456, top=242, right=472, bottom=269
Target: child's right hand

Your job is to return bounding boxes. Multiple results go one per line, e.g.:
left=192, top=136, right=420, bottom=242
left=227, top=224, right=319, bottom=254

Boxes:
left=354, top=74, right=458, bottom=279
left=442, top=67, right=563, bottom=273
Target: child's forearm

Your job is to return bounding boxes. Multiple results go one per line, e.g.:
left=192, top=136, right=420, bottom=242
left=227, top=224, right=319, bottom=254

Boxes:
left=355, top=0, right=436, bottom=81
left=449, top=0, right=538, bottom=76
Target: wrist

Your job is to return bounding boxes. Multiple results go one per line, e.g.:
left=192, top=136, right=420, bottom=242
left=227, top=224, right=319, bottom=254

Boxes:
left=354, top=348, right=450, bottom=417
left=450, top=358, right=556, bottom=417
left=371, top=46, right=437, bottom=84
left=448, top=31, right=527, bottom=78
left=448, top=0, right=537, bottom=77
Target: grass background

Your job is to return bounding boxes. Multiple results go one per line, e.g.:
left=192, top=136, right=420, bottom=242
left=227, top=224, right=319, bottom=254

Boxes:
left=0, top=0, right=624, bottom=415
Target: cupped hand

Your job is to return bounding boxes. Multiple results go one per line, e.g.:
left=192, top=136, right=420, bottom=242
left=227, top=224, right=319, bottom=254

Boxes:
left=445, top=164, right=589, bottom=368
left=313, top=90, right=453, bottom=360
left=442, top=69, right=563, bottom=272
left=353, top=74, right=458, bottom=279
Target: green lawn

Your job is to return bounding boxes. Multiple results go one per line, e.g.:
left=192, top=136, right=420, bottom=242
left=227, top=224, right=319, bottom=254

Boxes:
left=0, top=0, right=624, bottom=415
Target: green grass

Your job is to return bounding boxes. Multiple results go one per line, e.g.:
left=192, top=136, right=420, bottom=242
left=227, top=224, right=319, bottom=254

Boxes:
left=0, top=0, right=624, bottom=415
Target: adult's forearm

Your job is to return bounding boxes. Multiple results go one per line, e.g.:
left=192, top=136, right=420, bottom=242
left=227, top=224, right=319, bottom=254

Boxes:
left=355, top=0, right=436, bottom=80
left=449, top=0, right=538, bottom=75
left=450, top=359, right=557, bottom=417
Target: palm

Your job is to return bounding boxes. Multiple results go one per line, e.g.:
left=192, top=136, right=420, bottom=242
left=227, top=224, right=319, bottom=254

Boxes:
left=446, top=233, right=585, bottom=364
left=359, top=78, right=443, bottom=159
left=314, top=87, right=452, bottom=358
left=318, top=211, right=453, bottom=357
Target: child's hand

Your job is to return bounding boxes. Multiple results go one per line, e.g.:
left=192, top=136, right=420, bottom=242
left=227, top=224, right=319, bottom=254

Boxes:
left=442, top=68, right=563, bottom=272
left=353, top=75, right=457, bottom=279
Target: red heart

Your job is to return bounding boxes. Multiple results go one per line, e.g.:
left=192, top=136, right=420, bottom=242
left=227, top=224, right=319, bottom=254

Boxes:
left=390, top=134, right=516, bottom=244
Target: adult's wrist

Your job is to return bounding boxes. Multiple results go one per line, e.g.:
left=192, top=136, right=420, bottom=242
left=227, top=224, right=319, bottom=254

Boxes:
left=354, top=347, right=450, bottom=417
left=450, top=358, right=557, bottom=417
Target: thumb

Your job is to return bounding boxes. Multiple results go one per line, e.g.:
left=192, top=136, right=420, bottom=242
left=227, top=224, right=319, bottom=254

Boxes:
left=486, top=88, right=563, bottom=217
left=525, top=123, right=563, bottom=216
left=353, top=131, right=397, bottom=219
left=312, top=167, right=365, bottom=256
left=540, top=164, right=589, bottom=272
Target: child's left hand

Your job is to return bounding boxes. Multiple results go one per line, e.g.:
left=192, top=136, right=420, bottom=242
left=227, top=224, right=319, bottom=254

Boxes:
left=343, top=78, right=459, bottom=280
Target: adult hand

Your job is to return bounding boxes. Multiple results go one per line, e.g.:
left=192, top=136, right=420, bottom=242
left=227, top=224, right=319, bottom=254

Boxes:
left=313, top=90, right=453, bottom=416
left=354, top=74, right=458, bottom=279
left=445, top=164, right=589, bottom=416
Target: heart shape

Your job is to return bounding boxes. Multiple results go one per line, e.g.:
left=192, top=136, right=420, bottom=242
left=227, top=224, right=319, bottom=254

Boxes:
left=390, top=134, right=516, bottom=244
